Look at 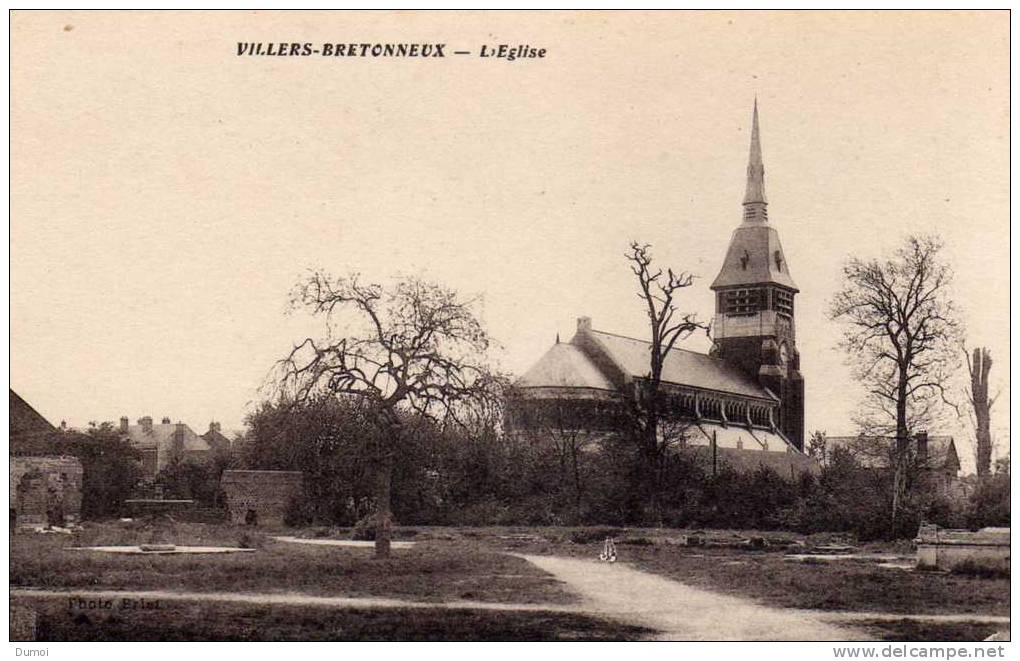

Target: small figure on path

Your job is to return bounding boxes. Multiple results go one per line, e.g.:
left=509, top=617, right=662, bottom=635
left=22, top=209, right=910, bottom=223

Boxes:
left=599, top=537, right=617, bottom=563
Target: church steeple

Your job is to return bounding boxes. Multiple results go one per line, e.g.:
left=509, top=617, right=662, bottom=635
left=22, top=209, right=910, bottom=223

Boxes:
left=742, top=99, right=768, bottom=223
left=711, top=100, right=804, bottom=451
left=712, top=101, right=796, bottom=292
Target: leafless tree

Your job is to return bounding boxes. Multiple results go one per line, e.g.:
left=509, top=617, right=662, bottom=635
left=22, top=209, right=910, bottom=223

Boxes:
left=276, top=272, right=497, bottom=557
left=829, top=234, right=961, bottom=527
left=966, top=347, right=998, bottom=477
left=625, top=242, right=710, bottom=512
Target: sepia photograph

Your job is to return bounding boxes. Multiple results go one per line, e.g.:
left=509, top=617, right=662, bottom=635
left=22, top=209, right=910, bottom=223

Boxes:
left=8, top=9, right=1011, bottom=647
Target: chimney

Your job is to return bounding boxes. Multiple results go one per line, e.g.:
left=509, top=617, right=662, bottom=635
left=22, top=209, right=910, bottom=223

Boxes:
left=172, top=422, right=186, bottom=456
left=139, top=416, right=153, bottom=434
left=577, top=316, right=592, bottom=332
left=209, top=421, right=221, bottom=433
left=119, top=416, right=129, bottom=433
left=916, top=432, right=929, bottom=463
left=161, top=416, right=171, bottom=425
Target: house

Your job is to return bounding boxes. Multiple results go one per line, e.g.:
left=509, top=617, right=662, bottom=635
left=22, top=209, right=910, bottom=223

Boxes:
left=824, top=433, right=962, bottom=490
left=510, top=102, right=812, bottom=477
left=200, top=421, right=232, bottom=453
left=118, top=416, right=212, bottom=476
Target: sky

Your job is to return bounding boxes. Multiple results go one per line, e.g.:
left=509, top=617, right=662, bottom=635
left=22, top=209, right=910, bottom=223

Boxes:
left=10, top=11, right=1009, bottom=471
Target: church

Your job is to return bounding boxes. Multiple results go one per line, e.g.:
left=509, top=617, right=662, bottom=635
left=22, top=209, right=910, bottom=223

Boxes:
left=511, top=102, right=810, bottom=469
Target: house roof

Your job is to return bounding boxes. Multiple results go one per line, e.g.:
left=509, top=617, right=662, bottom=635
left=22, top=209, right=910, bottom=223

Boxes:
left=10, top=390, right=55, bottom=436
left=516, top=342, right=616, bottom=392
left=584, top=329, right=775, bottom=401
left=826, top=435, right=960, bottom=472
left=123, top=423, right=211, bottom=453
left=200, top=429, right=232, bottom=452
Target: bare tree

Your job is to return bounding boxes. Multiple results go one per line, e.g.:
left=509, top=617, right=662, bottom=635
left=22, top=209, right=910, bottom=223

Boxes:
left=625, top=242, right=710, bottom=512
left=966, top=347, right=998, bottom=477
left=829, top=234, right=961, bottom=527
left=276, top=272, right=497, bottom=557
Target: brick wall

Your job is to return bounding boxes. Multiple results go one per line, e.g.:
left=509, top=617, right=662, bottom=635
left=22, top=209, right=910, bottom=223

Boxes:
left=220, top=470, right=304, bottom=526
left=10, top=456, right=84, bottom=527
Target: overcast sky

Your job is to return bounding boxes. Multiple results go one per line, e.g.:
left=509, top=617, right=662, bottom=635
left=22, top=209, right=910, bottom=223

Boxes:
left=10, top=11, right=1009, bottom=470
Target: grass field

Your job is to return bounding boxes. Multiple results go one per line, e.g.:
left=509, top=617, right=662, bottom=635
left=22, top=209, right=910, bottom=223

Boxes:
left=19, top=596, right=649, bottom=641
left=11, top=520, right=575, bottom=605
left=11, top=520, right=1009, bottom=642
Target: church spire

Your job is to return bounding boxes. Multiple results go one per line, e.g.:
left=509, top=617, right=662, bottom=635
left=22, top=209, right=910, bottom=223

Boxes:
left=742, top=98, right=768, bottom=223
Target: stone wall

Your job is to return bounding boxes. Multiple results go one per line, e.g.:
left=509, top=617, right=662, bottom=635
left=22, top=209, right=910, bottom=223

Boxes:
left=220, top=470, right=304, bottom=526
left=916, top=524, right=1010, bottom=572
left=10, top=456, right=84, bottom=527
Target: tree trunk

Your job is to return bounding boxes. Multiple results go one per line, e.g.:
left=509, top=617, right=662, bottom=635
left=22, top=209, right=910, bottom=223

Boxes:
left=373, top=407, right=399, bottom=559
left=570, top=442, right=583, bottom=511
left=643, top=419, right=660, bottom=519
left=970, top=348, right=994, bottom=477
left=891, top=373, right=910, bottom=532
left=374, top=452, right=393, bottom=558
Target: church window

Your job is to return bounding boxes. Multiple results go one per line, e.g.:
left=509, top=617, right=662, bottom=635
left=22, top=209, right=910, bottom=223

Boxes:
left=724, top=288, right=761, bottom=316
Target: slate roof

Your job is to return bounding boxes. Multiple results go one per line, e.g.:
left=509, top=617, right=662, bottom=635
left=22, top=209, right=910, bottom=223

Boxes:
left=711, top=224, right=798, bottom=290
left=584, top=329, right=775, bottom=400
left=695, top=445, right=820, bottom=477
left=10, top=390, right=55, bottom=436
left=516, top=342, right=616, bottom=392
left=123, top=422, right=211, bottom=453
left=515, top=326, right=777, bottom=404
left=200, top=428, right=232, bottom=452
left=690, top=421, right=793, bottom=452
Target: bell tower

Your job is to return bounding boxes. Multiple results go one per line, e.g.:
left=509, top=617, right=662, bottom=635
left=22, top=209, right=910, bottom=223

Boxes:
left=710, top=100, right=804, bottom=450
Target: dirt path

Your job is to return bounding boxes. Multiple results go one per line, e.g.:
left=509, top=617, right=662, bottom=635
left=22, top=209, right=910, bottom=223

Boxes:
left=519, top=554, right=866, bottom=641
left=13, top=579, right=1007, bottom=643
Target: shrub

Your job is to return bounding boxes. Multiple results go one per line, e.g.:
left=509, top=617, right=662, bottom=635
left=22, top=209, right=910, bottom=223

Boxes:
left=350, top=513, right=399, bottom=541
left=950, top=559, right=1010, bottom=580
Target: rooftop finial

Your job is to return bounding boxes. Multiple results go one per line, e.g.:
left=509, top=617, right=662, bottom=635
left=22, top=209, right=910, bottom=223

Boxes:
left=742, top=98, right=768, bottom=220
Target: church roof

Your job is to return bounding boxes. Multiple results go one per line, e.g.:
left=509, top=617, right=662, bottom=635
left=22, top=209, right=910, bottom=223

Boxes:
left=516, top=342, right=616, bottom=392
left=584, top=329, right=776, bottom=400
left=711, top=224, right=798, bottom=290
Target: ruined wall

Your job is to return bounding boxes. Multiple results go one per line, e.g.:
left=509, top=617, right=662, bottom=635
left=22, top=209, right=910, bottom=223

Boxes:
left=220, top=470, right=304, bottom=526
left=10, top=456, right=84, bottom=527
left=916, top=524, right=1010, bottom=573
